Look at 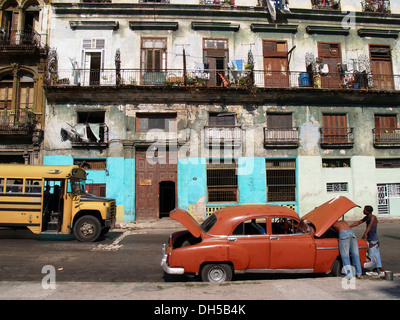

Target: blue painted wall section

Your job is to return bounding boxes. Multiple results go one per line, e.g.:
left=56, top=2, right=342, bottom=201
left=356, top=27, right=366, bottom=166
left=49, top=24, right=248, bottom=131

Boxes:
left=238, top=157, right=267, bottom=204
left=123, top=158, right=135, bottom=222
left=177, top=158, right=207, bottom=211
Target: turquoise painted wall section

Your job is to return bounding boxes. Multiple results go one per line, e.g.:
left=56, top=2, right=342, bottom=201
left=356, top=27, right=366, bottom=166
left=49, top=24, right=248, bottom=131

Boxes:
left=106, top=157, right=125, bottom=207
left=123, top=158, right=135, bottom=222
left=177, top=158, right=207, bottom=211
left=238, top=157, right=267, bottom=204
left=43, top=156, right=73, bottom=166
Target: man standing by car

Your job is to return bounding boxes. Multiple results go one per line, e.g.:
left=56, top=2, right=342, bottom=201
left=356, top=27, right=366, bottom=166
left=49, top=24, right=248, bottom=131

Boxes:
left=350, top=205, right=385, bottom=277
left=332, top=219, right=362, bottom=279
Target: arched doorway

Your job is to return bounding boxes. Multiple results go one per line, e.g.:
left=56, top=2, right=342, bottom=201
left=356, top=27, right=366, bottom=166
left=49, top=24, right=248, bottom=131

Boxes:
left=159, top=181, right=175, bottom=218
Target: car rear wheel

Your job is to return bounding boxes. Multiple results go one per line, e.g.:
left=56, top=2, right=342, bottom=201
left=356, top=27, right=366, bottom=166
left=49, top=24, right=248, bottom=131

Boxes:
left=201, top=263, right=233, bottom=282
left=330, top=257, right=342, bottom=277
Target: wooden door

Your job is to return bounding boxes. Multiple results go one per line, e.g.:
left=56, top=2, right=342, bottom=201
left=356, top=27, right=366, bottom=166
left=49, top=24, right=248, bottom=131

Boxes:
left=135, top=148, right=177, bottom=220
left=318, top=42, right=342, bottom=89
left=370, top=45, right=394, bottom=90
left=263, top=41, right=289, bottom=88
left=323, top=114, right=347, bottom=144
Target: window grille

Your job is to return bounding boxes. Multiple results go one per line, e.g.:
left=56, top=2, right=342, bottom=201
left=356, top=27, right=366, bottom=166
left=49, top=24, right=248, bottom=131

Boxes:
left=207, top=160, right=238, bottom=202
left=266, top=159, right=296, bottom=202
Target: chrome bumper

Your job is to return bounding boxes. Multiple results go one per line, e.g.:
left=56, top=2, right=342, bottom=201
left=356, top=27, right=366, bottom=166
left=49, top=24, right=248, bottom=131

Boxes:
left=161, top=244, right=185, bottom=275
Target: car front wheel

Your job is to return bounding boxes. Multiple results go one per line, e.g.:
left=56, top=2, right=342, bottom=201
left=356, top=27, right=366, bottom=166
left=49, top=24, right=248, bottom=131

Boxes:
left=201, top=263, right=233, bottom=282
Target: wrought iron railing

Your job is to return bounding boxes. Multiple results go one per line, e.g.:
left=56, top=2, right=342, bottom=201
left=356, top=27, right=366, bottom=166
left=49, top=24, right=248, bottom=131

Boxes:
left=204, top=126, right=242, bottom=147
left=320, top=127, right=354, bottom=146
left=264, top=127, right=299, bottom=147
left=0, top=29, right=42, bottom=48
left=200, top=0, right=235, bottom=5
left=47, top=68, right=400, bottom=91
left=311, top=0, right=341, bottom=10
left=373, top=128, right=400, bottom=146
left=361, top=0, right=391, bottom=13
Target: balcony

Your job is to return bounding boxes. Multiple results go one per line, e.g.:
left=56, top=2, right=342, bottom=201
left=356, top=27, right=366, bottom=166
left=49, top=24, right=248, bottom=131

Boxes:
left=373, top=128, right=400, bottom=148
left=0, top=29, right=42, bottom=51
left=264, top=127, right=299, bottom=148
left=139, top=0, right=170, bottom=3
left=204, top=126, right=241, bottom=148
left=0, top=109, right=37, bottom=135
left=47, top=69, right=400, bottom=92
left=200, top=0, right=235, bottom=5
left=362, top=0, right=391, bottom=14
left=311, top=0, right=341, bottom=10
left=320, top=127, right=354, bottom=148
left=60, top=123, right=109, bottom=148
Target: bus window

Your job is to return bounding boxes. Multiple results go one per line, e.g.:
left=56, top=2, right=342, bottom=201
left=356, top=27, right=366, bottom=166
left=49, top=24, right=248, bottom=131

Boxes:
left=68, top=179, right=86, bottom=195
left=25, top=179, right=42, bottom=194
left=0, top=178, right=4, bottom=193
left=6, top=178, right=23, bottom=193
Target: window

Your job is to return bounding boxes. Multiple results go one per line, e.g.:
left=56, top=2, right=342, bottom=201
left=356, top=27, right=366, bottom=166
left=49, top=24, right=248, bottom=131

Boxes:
left=137, top=113, right=176, bottom=132
left=311, top=0, right=341, bottom=10
left=233, top=218, right=267, bottom=235
left=141, top=38, right=167, bottom=85
left=322, top=159, right=350, bottom=168
left=75, top=111, right=107, bottom=143
left=74, top=159, right=107, bottom=170
left=5, top=178, right=23, bottom=193
left=271, top=218, right=298, bottom=235
left=370, top=45, right=394, bottom=90
left=207, top=160, right=238, bottom=203
left=209, top=113, right=235, bottom=127
left=266, top=160, right=296, bottom=202
left=0, top=178, right=4, bottom=193
left=25, top=179, right=42, bottom=194
left=267, top=113, right=292, bottom=128
left=0, top=75, right=12, bottom=110
left=326, top=182, right=348, bottom=193
left=86, top=183, right=106, bottom=197
left=376, top=159, right=400, bottom=168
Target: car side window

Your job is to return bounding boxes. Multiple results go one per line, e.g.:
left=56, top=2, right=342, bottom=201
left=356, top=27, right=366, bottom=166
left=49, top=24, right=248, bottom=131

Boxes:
left=233, top=218, right=267, bottom=235
left=271, top=218, right=299, bottom=235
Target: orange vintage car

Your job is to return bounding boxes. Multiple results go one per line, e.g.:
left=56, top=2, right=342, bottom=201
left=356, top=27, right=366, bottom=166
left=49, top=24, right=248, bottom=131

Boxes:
left=161, top=196, right=369, bottom=282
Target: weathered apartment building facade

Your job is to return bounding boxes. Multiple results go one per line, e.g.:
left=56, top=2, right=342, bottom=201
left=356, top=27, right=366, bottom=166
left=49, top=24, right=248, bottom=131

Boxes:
left=15, top=0, right=399, bottom=222
left=0, top=0, right=49, bottom=165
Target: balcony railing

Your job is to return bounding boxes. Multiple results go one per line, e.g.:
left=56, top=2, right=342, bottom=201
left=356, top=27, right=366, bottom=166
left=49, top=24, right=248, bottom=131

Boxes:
left=0, top=109, right=34, bottom=134
left=47, top=69, right=400, bottom=92
left=0, top=29, right=42, bottom=49
left=139, top=0, right=170, bottom=3
left=264, top=127, right=299, bottom=148
left=311, top=0, right=341, bottom=10
left=373, top=128, right=400, bottom=147
left=320, top=127, right=354, bottom=148
left=61, top=123, right=109, bottom=148
left=204, top=126, right=242, bottom=148
left=200, top=0, right=235, bottom=5
left=362, top=0, right=391, bottom=13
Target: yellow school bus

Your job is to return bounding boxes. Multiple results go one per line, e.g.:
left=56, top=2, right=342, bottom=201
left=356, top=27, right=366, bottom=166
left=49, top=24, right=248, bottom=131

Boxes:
left=0, top=165, right=116, bottom=242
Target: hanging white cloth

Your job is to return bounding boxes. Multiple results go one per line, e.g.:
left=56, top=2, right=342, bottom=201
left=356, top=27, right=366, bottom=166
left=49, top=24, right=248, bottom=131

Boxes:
left=88, top=123, right=100, bottom=142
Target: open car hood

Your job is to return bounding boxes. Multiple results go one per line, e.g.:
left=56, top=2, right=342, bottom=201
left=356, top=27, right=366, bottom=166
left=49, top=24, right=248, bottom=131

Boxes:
left=170, top=208, right=202, bottom=238
left=301, top=196, right=360, bottom=237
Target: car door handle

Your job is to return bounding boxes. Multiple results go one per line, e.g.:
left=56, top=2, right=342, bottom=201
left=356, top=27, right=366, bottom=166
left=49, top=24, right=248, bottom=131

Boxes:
left=228, top=237, right=237, bottom=242
left=270, top=237, right=279, bottom=240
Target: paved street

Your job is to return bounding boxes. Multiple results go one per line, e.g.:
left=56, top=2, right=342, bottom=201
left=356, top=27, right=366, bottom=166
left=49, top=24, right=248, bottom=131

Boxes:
left=0, top=218, right=399, bottom=300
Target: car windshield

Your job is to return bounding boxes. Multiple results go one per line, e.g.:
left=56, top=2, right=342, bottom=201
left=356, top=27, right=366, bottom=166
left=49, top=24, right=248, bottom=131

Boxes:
left=67, top=178, right=86, bottom=195
left=201, top=214, right=217, bottom=233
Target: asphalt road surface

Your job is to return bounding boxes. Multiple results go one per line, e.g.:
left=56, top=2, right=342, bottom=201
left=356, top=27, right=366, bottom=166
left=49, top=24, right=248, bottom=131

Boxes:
left=0, top=222, right=399, bottom=283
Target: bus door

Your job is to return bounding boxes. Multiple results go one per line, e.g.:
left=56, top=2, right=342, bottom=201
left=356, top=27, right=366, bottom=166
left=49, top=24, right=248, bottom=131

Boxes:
left=43, top=179, right=65, bottom=232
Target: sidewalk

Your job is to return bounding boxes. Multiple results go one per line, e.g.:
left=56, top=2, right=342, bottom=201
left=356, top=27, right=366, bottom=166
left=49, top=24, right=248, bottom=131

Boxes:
left=0, top=276, right=399, bottom=300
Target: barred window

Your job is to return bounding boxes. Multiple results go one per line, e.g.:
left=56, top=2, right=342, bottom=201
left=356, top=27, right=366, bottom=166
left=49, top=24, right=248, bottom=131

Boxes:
left=266, top=159, right=296, bottom=202
left=326, top=182, right=348, bottom=193
left=207, top=160, right=238, bottom=203
left=74, top=159, right=106, bottom=170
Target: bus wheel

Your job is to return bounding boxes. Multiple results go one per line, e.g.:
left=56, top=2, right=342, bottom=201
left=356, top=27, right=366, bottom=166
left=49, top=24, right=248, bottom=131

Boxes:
left=74, top=216, right=101, bottom=242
